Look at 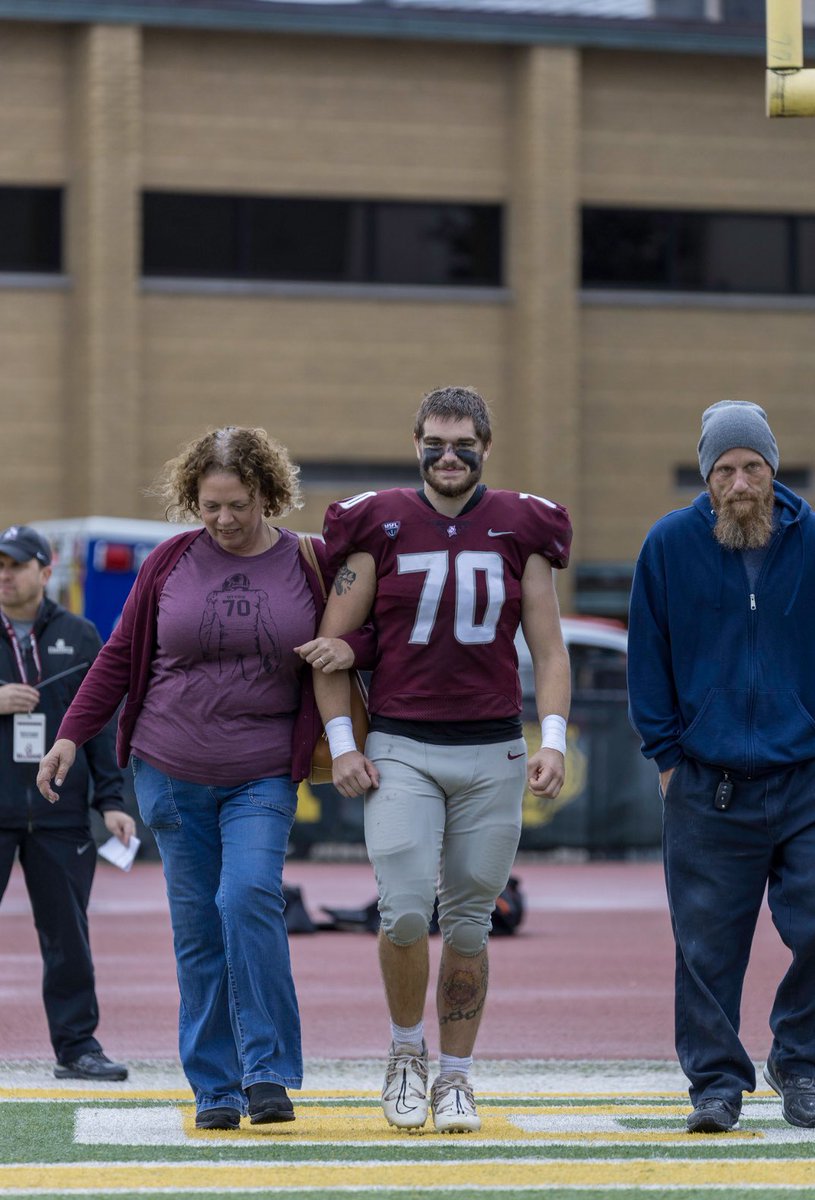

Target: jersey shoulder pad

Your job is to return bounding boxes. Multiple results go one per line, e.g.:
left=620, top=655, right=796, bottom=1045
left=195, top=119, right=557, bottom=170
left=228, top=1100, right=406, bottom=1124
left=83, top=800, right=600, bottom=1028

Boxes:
left=493, top=490, right=572, bottom=568
left=322, top=489, right=409, bottom=568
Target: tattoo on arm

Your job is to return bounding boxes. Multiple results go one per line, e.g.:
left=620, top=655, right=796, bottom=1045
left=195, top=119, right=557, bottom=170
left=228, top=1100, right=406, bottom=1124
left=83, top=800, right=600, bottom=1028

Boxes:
left=333, top=562, right=357, bottom=596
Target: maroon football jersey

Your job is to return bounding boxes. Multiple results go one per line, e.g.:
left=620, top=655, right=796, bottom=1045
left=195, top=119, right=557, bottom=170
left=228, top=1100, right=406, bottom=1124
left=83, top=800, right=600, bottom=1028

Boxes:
left=322, top=488, right=572, bottom=721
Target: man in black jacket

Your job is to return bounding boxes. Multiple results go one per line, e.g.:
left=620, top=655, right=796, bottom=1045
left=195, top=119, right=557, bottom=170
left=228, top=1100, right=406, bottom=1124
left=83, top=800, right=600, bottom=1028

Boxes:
left=0, top=524, right=134, bottom=1080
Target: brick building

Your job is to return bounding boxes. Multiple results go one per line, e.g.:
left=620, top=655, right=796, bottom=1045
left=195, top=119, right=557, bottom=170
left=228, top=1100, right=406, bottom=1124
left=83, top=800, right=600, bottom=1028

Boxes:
left=1, top=0, right=814, bottom=613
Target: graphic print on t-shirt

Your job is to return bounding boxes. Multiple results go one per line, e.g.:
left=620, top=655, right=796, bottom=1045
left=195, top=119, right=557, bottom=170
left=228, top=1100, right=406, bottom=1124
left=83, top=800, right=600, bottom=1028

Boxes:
left=198, top=571, right=281, bottom=680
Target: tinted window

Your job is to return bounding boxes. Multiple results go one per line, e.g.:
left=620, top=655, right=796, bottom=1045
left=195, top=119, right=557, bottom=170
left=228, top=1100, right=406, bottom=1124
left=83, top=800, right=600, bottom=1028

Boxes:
left=583, top=209, right=675, bottom=287
left=371, top=203, right=501, bottom=286
left=143, top=192, right=502, bottom=287
left=142, top=193, right=238, bottom=277
left=699, top=215, right=787, bottom=293
left=797, top=218, right=815, bottom=294
left=583, top=208, right=809, bottom=295
left=0, top=187, right=62, bottom=272
left=570, top=644, right=628, bottom=694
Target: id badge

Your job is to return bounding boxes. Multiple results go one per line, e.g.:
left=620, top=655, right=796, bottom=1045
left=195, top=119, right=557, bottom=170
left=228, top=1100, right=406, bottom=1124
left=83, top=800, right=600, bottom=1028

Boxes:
left=13, top=712, right=46, bottom=763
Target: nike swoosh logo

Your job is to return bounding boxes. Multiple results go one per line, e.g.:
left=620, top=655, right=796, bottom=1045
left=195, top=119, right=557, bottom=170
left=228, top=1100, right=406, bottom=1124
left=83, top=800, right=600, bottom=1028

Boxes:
left=76, top=842, right=93, bottom=855
left=507, top=751, right=525, bottom=760
left=394, top=1073, right=419, bottom=1114
left=487, top=529, right=514, bottom=537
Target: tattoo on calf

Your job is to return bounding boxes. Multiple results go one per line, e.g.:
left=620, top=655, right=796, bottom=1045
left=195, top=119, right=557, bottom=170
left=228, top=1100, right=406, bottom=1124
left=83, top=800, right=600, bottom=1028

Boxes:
left=438, top=958, right=489, bottom=1026
left=333, top=563, right=357, bottom=595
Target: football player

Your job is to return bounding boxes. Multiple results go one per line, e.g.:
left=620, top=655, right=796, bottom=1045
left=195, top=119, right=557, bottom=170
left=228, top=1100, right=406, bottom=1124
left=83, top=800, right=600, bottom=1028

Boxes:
left=299, top=385, right=572, bottom=1133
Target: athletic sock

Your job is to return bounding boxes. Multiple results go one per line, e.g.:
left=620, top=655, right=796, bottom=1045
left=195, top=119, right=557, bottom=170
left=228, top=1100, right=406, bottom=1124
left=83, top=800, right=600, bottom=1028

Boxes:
left=438, top=1052, right=473, bottom=1079
left=390, top=1020, right=424, bottom=1048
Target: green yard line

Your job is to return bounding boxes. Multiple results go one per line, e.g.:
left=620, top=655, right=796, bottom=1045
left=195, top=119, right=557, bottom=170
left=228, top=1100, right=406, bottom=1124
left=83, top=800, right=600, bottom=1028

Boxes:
left=4, top=1144, right=815, bottom=1163
left=0, top=1102, right=800, bottom=1161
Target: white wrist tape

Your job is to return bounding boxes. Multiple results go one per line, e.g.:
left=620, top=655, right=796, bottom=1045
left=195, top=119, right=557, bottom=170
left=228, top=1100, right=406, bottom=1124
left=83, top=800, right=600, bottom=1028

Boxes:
left=540, top=714, right=567, bottom=755
left=325, top=716, right=356, bottom=759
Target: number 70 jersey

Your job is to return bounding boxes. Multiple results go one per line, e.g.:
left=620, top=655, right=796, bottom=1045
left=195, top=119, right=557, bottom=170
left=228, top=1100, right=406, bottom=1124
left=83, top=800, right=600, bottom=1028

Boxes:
left=322, top=487, right=572, bottom=721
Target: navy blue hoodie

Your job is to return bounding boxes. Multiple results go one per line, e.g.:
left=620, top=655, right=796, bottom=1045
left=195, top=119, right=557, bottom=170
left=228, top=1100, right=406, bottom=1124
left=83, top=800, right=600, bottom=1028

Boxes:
left=628, top=481, right=815, bottom=775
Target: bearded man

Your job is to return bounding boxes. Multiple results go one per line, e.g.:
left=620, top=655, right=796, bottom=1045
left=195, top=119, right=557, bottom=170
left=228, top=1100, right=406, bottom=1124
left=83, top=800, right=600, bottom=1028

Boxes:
left=302, top=385, right=572, bottom=1133
left=628, top=400, right=815, bottom=1134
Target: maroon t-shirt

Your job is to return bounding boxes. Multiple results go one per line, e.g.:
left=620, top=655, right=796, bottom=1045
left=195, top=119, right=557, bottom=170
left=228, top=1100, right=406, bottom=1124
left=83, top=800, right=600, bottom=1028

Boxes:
left=131, top=527, right=316, bottom=785
left=323, top=488, right=571, bottom=722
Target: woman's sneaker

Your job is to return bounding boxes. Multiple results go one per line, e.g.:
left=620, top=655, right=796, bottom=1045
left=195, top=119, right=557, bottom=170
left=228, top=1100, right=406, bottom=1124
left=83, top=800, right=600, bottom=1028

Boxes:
left=430, top=1072, right=481, bottom=1133
left=381, top=1041, right=429, bottom=1130
left=246, top=1082, right=295, bottom=1124
left=195, top=1106, right=241, bottom=1130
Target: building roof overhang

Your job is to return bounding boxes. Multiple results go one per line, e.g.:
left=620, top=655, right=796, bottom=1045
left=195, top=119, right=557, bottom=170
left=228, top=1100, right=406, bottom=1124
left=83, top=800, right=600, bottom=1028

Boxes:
left=0, top=0, right=781, bottom=58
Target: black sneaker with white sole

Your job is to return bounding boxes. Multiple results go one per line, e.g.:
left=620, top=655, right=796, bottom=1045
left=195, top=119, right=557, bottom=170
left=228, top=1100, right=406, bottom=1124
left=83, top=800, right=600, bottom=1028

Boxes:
left=246, top=1082, right=295, bottom=1124
left=686, top=1097, right=740, bottom=1133
left=764, top=1053, right=815, bottom=1127
left=195, top=1106, right=241, bottom=1130
left=54, top=1051, right=128, bottom=1081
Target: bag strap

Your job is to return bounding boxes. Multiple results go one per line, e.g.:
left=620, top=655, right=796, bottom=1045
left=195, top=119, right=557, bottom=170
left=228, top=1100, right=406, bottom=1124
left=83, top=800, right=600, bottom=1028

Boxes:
left=298, top=535, right=327, bottom=603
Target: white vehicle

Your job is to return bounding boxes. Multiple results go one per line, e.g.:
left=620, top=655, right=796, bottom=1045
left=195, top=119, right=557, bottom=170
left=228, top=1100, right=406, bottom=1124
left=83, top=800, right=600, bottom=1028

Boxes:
left=514, top=615, right=656, bottom=856
left=516, top=616, right=628, bottom=702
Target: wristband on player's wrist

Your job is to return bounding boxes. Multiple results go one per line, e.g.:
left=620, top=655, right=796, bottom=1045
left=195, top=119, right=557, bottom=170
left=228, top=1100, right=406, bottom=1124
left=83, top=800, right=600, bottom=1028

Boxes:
left=540, top=714, right=567, bottom=755
left=325, top=716, right=356, bottom=759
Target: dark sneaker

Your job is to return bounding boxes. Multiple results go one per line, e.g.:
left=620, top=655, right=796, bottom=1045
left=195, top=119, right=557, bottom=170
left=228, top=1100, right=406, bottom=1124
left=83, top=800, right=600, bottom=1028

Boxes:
left=764, top=1054, right=815, bottom=1127
left=54, top=1051, right=128, bottom=1082
left=246, top=1082, right=295, bottom=1124
left=195, top=1106, right=241, bottom=1130
left=686, top=1097, right=741, bottom=1133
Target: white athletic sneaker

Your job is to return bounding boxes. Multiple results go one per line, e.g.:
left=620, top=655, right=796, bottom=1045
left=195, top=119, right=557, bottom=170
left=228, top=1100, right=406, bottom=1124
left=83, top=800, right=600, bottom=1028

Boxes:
left=430, top=1072, right=481, bottom=1133
left=381, top=1041, right=429, bottom=1130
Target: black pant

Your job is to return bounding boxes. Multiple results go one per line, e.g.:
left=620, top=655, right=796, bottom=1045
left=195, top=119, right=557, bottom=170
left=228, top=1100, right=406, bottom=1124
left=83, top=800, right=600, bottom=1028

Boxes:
left=663, top=756, right=815, bottom=1105
left=0, top=826, right=102, bottom=1064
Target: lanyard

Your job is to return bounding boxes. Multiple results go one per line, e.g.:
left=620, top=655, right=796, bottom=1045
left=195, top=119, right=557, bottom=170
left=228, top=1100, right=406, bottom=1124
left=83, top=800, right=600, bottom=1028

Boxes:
left=0, top=612, right=42, bottom=685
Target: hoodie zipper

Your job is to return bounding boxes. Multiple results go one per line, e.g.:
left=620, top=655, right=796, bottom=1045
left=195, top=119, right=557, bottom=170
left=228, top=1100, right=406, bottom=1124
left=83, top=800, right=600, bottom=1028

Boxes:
left=744, top=529, right=784, bottom=777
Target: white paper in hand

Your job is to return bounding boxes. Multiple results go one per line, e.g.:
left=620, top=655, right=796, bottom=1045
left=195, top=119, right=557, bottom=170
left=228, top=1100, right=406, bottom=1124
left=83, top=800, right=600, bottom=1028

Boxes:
left=97, top=835, right=141, bottom=872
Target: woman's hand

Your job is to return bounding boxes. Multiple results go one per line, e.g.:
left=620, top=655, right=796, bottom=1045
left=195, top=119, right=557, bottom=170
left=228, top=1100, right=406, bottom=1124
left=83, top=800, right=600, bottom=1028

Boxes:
left=36, top=739, right=77, bottom=803
left=295, top=637, right=355, bottom=673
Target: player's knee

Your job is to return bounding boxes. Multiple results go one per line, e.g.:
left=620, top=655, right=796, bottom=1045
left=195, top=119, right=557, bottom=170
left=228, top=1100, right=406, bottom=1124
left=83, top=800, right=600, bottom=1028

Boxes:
left=441, top=915, right=490, bottom=956
left=382, top=910, right=430, bottom=946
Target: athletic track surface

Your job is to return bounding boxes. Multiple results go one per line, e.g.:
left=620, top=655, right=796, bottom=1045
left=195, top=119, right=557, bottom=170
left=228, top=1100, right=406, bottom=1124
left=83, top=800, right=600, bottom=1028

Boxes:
left=0, top=859, right=806, bottom=1200
left=0, top=858, right=789, bottom=1063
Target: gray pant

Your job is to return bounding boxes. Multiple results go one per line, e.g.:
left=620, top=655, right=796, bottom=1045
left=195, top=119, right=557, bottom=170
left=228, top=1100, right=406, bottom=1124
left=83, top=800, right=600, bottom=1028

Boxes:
left=364, top=731, right=526, bottom=955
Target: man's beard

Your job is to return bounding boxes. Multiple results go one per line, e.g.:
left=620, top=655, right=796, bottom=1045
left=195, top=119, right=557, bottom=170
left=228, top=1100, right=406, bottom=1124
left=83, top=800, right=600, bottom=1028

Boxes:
left=711, top=487, right=774, bottom=550
left=421, top=455, right=483, bottom=498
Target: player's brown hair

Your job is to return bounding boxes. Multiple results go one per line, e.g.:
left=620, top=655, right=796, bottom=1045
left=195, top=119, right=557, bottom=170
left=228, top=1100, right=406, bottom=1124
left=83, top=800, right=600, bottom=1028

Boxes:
left=152, top=426, right=303, bottom=521
left=414, top=386, right=493, bottom=444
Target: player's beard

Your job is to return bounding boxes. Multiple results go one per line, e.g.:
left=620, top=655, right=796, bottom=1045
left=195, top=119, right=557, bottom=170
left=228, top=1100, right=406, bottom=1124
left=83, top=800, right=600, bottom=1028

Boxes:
left=422, top=454, right=484, bottom=498
left=711, top=481, right=775, bottom=550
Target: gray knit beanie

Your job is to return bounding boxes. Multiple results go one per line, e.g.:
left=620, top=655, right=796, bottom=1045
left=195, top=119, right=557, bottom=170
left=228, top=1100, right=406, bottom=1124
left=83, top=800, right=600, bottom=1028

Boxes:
left=697, top=400, right=779, bottom=481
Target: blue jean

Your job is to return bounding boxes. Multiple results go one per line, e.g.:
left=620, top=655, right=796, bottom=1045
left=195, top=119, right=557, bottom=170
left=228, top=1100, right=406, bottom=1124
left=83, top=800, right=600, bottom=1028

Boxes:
left=132, top=756, right=302, bottom=1114
left=663, top=755, right=815, bottom=1106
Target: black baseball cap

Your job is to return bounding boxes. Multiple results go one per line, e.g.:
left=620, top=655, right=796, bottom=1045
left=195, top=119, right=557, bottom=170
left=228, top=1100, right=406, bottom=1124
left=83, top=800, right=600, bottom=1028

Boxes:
left=0, top=525, right=52, bottom=565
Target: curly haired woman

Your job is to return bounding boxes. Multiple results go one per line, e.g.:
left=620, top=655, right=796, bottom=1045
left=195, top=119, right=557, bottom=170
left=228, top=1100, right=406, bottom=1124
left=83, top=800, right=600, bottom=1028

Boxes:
left=38, top=427, right=370, bottom=1129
